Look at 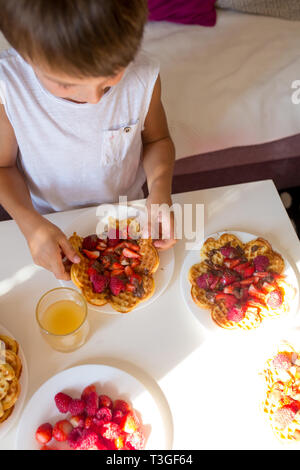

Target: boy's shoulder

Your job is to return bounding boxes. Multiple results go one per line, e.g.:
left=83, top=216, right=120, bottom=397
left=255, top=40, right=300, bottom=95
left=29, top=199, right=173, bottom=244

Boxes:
left=128, top=50, right=160, bottom=89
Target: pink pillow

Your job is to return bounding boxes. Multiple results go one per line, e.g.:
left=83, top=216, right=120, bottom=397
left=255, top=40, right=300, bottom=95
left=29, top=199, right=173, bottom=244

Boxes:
left=148, top=0, right=217, bottom=26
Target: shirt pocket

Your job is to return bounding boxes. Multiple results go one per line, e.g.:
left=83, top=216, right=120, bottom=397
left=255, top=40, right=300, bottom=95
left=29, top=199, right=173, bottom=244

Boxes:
left=101, top=118, right=140, bottom=167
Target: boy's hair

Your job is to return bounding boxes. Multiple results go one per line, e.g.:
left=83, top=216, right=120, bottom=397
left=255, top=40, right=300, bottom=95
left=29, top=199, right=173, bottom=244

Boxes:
left=0, top=0, right=148, bottom=77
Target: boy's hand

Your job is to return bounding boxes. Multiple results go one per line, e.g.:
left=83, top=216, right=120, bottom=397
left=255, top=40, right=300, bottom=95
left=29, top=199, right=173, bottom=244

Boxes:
left=24, top=215, right=81, bottom=280
left=144, top=191, right=177, bottom=251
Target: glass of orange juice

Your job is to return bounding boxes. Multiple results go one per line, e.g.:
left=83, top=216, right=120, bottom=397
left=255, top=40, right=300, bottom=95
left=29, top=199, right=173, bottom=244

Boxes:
left=36, top=288, right=89, bottom=352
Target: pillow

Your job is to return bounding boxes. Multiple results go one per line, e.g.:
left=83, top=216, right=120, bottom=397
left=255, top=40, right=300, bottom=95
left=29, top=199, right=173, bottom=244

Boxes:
left=148, top=0, right=217, bottom=26
left=216, top=0, right=300, bottom=21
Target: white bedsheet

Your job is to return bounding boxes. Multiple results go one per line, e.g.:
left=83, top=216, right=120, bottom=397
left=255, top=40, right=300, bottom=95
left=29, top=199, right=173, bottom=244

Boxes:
left=1, top=10, right=300, bottom=160
left=142, top=10, right=300, bottom=159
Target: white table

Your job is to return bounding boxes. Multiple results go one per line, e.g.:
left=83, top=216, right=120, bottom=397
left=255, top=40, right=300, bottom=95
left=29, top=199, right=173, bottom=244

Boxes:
left=0, top=180, right=299, bottom=450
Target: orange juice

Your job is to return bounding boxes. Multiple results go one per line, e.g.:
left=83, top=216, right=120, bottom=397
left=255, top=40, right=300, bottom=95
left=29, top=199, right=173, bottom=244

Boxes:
left=36, top=288, right=89, bottom=353
left=41, top=300, right=85, bottom=335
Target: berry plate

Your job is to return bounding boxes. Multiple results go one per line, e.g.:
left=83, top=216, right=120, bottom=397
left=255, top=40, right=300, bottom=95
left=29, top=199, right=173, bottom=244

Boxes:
left=60, top=203, right=175, bottom=314
left=0, top=324, right=28, bottom=441
left=15, top=364, right=173, bottom=450
left=180, top=231, right=299, bottom=335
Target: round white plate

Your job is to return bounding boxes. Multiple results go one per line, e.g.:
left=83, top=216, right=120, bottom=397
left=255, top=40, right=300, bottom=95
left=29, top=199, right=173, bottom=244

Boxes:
left=15, top=364, right=171, bottom=450
left=0, top=324, right=28, bottom=440
left=180, top=231, right=299, bottom=334
left=60, top=205, right=175, bottom=314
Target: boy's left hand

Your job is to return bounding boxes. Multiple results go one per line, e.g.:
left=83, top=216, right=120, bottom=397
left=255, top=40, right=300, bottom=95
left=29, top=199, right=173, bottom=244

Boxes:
left=144, top=191, right=177, bottom=251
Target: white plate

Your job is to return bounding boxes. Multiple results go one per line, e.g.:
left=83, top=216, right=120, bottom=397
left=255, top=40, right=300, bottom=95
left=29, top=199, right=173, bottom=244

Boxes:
left=60, top=204, right=175, bottom=314
left=0, top=324, right=28, bottom=440
left=15, top=364, right=171, bottom=450
left=180, top=231, right=299, bottom=335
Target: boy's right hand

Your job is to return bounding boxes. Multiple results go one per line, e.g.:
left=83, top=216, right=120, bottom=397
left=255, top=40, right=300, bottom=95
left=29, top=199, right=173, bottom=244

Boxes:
left=24, top=215, right=81, bottom=280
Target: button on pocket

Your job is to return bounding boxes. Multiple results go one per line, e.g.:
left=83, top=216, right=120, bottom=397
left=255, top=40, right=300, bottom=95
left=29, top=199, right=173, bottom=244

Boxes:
left=101, top=119, right=140, bottom=167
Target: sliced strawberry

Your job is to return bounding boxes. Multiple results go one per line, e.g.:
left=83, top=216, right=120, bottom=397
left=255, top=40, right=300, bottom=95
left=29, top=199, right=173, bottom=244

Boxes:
left=126, top=283, right=136, bottom=293
left=215, top=293, right=237, bottom=310
left=242, top=265, right=255, bottom=279
left=120, top=411, right=139, bottom=434
left=87, top=266, right=98, bottom=279
left=224, top=258, right=241, bottom=269
left=267, top=289, right=283, bottom=308
left=82, top=235, right=99, bottom=251
left=220, top=271, right=238, bottom=287
left=233, top=261, right=251, bottom=273
left=111, top=262, right=123, bottom=270
left=248, top=284, right=266, bottom=301
left=103, top=247, right=115, bottom=255
left=124, top=241, right=140, bottom=252
left=130, top=259, right=141, bottom=269
left=111, top=269, right=125, bottom=277
left=82, top=249, right=100, bottom=260
left=253, top=272, right=271, bottom=278
left=223, top=285, right=235, bottom=294
left=227, top=306, right=245, bottom=323
left=96, top=241, right=107, bottom=251
left=130, top=273, right=142, bottom=285
left=240, top=277, right=256, bottom=286
left=122, top=248, right=141, bottom=259
left=124, top=265, right=134, bottom=277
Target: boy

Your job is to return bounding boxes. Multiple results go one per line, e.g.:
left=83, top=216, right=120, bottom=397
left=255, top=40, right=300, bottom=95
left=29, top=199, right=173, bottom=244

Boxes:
left=0, top=0, right=176, bottom=281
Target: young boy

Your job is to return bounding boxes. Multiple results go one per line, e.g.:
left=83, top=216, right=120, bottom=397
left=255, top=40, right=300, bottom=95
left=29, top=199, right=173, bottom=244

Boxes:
left=0, top=0, right=176, bottom=281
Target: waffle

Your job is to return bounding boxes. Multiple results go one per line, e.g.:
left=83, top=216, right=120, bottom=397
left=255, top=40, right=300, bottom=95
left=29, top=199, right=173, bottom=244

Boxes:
left=262, top=343, right=300, bottom=442
left=68, top=218, right=159, bottom=313
left=0, top=336, right=22, bottom=423
left=188, top=233, right=294, bottom=330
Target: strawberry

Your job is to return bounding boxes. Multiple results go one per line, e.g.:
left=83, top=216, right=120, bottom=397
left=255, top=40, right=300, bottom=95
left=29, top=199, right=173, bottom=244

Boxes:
left=126, top=283, right=136, bottom=293
left=124, top=265, right=134, bottom=278
left=35, top=423, right=53, bottom=444
left=125, top=430, right=145, bottom=450
left=242, top=265, right=255, bottom=279
left=52, top=420, right=73, bottom=442
left=248, top=284, right=266, bottom=301
left=196, top=272, right=217, bottom=290
left=253, top=255, right=269, bottom=272
left=96, top=241, right=107, bottom=251
left=112, top=409, right=124, bottom=425
left=82, top=235, right=99, bottom=251
left=124, top=241, right=140, bottom=252
left=240, top=277, right=256, bottom=286
left=82, top=249, right=100, bottom=260
left=84, top=416, right=93, bottom=429
left=274, top=403, right=300, bottom=429
left=69, top=413, right=85, bottom=429
left=114, top=433, right=126, bottom=450
left=130, top=259, right=141, bottom=269
left=267, top=289, right=283, bottom=308
left=227, top=306, right=245, bottom=323
left=130, top=272, right=142, bottom=285
left=114, top=399, right=131, bottom=414
left=122, top=248, right=141, bottom=259
left=224, top=258, right=241, bottom=269
left=111, top=261, right=123, bottom=270
left=111, top=269, right=125, bottom=277
left=233, top=262, right=251, bottom=273
left=215, top=293, right=237, bottom=310
left=220, top=271, right=238, bottom=287
left=110, top=276, right=126, bottom=296
left=54, top=392, right=72, bottom=413
left=100, top=422, right=122, bottom=440
left=68, top=398, right=85, bottom=416
left=87, top=266, right=98, bottom=278
left=98, top=394, right=113, bottom=409
left=40, top=445, right=56, bottom=450
left=120, top=411, right=139, bottom=434
left=81, top=384, right=97, bottom=402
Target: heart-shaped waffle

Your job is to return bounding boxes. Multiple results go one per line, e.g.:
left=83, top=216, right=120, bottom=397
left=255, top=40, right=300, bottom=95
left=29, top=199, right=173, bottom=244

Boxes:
left=68, top=219, right=159, bottom=313
left=262, top=343, right=300, bottom=442
left=188, top=233, right=295, bottom=330
left=0, top=335, right=22, bottom=425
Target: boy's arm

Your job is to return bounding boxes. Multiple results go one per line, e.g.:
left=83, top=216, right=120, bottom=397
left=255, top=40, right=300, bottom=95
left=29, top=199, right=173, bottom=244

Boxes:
left=0, top=104, right=80, bottom=279
left=142, top=75, right=176, bottom=250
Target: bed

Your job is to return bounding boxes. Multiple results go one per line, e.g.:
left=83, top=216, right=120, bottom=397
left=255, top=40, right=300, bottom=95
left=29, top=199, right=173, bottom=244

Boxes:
left=0, top=8, right=300, bottom=221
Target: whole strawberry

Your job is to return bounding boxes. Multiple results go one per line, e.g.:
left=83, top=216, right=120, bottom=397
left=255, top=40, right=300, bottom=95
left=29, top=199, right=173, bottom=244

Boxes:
left=35, top=423, right=53, bottom=444
left=53, top=420, right=73, bottom=442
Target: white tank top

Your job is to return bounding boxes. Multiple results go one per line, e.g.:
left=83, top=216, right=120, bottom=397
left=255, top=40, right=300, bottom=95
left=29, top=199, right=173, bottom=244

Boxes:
left=0, top=48, right=159, bottom=214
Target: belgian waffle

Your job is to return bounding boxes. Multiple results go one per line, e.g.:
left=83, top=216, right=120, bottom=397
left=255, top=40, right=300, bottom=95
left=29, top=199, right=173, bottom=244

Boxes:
left=68, top=218, right=158, bottom=313
left=262, top=343, right=300, bottom=442
left=0, top=336, right=22, bottom=424
left=188, top=233, right=295, bottom=330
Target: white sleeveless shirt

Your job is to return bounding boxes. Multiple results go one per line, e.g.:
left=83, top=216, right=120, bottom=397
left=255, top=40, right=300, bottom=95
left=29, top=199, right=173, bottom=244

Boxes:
left=0, top=48, right=159, bottom=214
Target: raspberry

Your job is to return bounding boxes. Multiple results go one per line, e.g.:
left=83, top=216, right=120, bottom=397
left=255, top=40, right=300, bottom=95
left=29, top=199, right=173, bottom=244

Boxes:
left=220, top=245, right=238, bottom=259
left=100, top=422, right=122, bottom=440
left=54, top=392, right=72, bottom=413
left=82, top=234, right=99, bottom=251
left=76, top=429, right=99, bottom=450
left=85, top=391, right=98, bottom=417
left=91, top=272, right=109, bottom=293
left=67, top=428, right=83, bottom=449
left=253, top=255, right=269, bottom=272
left=267, top=290, right=283, bottom=309
left=95, top=406, right=112, bottom=425
left=125, top=430, right=145, bottom=450
left=109, top=276, right=126, bottom=296
left=114, top=399, right=131, bottom=414
left=98, top=394, right=113, bottom=409
left=81, top=384, right=96, bottom=402
left=69, top=399, right=85, bottom=416
left=89, top=418, right=103, bottom=435
left=196, top=273, right=217, bottom=290
left=112, top=409, right=124, bottom=425
left=272, top=353, right=292, bottom=370
left=52, top=420, right=73, bottom=442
